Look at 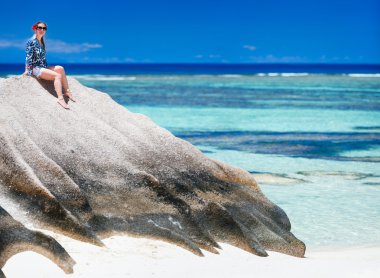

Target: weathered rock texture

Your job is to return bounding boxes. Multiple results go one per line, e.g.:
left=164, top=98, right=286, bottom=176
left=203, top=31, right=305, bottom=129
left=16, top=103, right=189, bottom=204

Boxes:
left=0, top=76, right=305, bottom=275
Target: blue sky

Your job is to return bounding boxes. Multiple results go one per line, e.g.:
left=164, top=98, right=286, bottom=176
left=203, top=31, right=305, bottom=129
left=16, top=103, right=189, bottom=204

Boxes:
left=0, top=0, right=379, bottom=64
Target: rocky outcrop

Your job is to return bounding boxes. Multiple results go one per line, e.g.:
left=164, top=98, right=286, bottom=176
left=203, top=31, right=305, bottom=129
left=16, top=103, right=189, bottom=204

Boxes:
left=0, top=76, right=305, bottom=275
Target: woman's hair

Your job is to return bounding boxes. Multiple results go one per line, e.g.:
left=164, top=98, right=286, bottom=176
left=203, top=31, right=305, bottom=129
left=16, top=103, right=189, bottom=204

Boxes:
left=32, top=21, right=48, bottom=49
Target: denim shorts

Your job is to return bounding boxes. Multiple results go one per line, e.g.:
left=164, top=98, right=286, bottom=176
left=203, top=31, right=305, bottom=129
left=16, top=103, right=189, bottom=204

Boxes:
left=32, top=66, right=46, bottom=78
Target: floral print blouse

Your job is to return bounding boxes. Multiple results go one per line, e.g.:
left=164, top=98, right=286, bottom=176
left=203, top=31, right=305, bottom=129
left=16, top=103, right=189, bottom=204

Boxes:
left=25, top=38, right=47, bottom=76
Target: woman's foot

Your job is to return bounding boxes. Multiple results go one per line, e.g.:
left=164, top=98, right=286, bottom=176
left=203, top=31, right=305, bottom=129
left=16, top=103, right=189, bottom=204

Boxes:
left=57, top=97, right=69, bottom=109
left=64, top=89, right=77, bottom=102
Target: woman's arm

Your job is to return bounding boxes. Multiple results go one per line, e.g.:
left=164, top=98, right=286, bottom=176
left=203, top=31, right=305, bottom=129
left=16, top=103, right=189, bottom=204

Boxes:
left=23, top=64, right=28, bottom=76
left=25, top=40, right=34, bottom=76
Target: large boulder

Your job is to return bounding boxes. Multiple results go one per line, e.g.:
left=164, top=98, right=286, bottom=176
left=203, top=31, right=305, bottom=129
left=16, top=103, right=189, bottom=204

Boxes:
left=0, top=76, right=305, bottom=275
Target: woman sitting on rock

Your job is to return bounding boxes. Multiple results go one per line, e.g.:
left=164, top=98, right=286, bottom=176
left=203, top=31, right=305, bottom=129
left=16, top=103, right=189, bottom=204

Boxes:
left=23, top=21, right=76, bottom=109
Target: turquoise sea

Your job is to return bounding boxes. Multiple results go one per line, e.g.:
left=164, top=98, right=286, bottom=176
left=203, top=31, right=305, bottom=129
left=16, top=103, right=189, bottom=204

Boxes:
left=2, top=64, right=380, bottom=250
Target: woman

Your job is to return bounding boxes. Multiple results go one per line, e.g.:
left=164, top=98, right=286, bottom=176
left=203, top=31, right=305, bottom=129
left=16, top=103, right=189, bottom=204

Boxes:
left=23, top=21, right=76, bottom=109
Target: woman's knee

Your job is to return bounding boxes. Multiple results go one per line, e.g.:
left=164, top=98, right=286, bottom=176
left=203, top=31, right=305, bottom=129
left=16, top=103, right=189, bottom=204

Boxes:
left=54, top=65, right=65, bottom=74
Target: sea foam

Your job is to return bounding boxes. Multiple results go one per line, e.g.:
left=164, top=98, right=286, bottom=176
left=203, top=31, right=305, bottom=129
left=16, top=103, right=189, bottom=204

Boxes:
left=73, top=75, right=137, bottom=81
left=347, top=73, right=380, bottom=78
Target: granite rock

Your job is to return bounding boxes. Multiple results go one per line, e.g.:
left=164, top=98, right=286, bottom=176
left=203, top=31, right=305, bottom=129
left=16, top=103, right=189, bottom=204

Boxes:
left=0, top=76, right=305, bottom=275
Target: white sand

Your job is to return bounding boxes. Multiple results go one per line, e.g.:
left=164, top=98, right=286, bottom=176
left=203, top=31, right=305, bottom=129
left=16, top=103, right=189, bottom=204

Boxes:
left=3, top=233, right=380, bottom=278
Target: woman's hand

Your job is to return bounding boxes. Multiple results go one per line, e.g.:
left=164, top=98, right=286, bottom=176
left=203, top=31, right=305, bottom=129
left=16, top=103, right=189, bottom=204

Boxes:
left=22, top=71, right=28, bottom=77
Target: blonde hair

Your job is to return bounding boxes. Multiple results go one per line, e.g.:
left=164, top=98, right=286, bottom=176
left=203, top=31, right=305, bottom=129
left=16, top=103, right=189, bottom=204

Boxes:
left=32, top=21, right=48, bottom=49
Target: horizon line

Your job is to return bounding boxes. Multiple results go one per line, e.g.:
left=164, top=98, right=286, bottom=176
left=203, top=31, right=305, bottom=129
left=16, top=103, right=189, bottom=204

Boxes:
left=1, top=62, right=380, bottom=66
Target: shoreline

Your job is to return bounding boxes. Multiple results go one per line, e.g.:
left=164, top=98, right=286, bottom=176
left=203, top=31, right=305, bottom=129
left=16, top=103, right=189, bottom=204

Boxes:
left=1, top=63, right=380, bottom=78
left=3, top=233, right=380, bottom=278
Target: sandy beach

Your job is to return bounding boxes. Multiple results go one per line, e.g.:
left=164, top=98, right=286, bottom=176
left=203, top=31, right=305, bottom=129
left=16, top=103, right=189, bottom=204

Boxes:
left=3, top=232, right=380, bottom=278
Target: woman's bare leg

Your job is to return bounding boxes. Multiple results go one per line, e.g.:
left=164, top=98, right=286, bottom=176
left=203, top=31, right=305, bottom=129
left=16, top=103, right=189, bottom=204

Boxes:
left=49, top=66, right=69, bottom=93
left=49, top=65, right=76, bottom=102
left=39, top=68, right=69, bottom=109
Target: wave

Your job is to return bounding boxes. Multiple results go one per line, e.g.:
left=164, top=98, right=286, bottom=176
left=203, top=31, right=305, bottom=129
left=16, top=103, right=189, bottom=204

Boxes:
left=7, top=72, right=380, bottom=80
left=231, top=73, right=380, bottom=77
left=347, top=74, right=380, bottom=78
left=280, top=73, right=310, bottom=77
left=218, top=74, right=244, bottom=78
left=6, top=74, right=21, bottom=78
left=256, top=73, right=310, bottom=77
left=72, top=75, right=137, bottom=81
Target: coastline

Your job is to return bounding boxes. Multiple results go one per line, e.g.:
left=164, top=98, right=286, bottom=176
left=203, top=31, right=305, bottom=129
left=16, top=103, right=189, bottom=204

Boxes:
left=1, top=63, right=380, bottom=77
left=3, top=232, right=380, bottom=278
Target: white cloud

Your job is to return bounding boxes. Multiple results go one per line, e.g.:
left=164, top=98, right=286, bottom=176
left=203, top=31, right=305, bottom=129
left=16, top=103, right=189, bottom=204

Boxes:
left=248, top=54, right=308, bottom=63
left=0, top=39, right=25, bottom=49
left=123, top=57, right=135, bottom=63
left=209, top=54, right=220, bottom=59
left=76, top=56, right=135, bottom=63
left=0, top=38, right=102, bottom=53
left=319, top=55, right=352, bottom=63
left=46, top=40, right=102, bottom=53
left=243, top=45, right=257, bottom=51
left=0, top=41, right=12, bottom=47
left=194, top=54, right=221, bottom=60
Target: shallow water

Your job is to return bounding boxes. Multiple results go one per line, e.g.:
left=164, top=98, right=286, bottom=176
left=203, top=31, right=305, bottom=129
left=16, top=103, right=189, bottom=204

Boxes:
left=76, top=74, right=380, bottom=249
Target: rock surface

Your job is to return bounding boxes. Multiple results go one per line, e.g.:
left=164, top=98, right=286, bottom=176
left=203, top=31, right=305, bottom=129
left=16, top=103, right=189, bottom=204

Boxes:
left=0, top=76, right=305, bottom=275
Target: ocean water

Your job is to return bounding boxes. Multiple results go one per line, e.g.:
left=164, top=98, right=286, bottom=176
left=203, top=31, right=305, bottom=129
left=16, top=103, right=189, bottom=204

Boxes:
left=2, top=64, right=380, bottom=250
